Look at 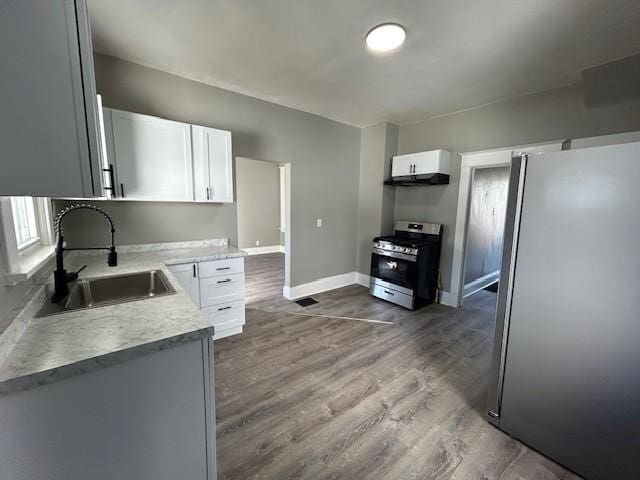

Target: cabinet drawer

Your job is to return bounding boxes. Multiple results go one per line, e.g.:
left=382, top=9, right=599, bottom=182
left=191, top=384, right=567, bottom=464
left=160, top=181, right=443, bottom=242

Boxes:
left=203, top=300, right=245, bottom=330
left=200, top=272, right=244, bottom=307
left=198, top=257, right=244, bottom=278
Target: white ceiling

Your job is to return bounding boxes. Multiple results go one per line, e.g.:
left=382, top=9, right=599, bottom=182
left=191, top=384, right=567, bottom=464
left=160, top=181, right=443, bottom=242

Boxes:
left=88, top=0, right=640, bottom=127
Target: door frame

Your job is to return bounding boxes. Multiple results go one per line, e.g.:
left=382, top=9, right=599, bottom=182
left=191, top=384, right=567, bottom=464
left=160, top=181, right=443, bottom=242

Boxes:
left=282, top=163, right=292, bottom=295
left=449, top=140, right=565, bottom=307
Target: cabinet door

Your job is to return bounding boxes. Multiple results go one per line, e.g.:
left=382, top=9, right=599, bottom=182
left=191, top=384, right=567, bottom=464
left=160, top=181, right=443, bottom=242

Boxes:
left=413, top=150, right=450, bottom=176
left=0, top=0, right=102, bottom=197
left=110, top=109, right=194, bottom=201
left=167, top=263, right=201, bottom=308
left=391, top=155, right=413, bottom=177
left=192, top=126, right=234, bottom=203
left=202, top=301, right=246, bottom=340
left=200, top=273, right=245, bottom=308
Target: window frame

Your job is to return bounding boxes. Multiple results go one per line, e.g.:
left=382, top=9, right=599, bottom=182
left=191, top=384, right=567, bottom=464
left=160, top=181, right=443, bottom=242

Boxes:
left=10, top=196, right=41, bottom=251
left=0, top=197, right=55, bottom=283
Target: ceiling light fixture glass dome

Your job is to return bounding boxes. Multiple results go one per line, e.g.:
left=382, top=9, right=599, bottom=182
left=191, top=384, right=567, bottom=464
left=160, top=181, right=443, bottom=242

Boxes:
left=365, top=23, right=406, bottom=52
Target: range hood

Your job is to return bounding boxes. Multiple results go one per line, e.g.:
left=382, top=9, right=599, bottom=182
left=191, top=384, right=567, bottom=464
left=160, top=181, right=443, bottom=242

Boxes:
left=384, top=149, right=451, bottom=186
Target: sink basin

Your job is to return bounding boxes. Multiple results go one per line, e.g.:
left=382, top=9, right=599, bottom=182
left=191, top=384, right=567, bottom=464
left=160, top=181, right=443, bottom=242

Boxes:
left=36, top=270, right=176, bottom=317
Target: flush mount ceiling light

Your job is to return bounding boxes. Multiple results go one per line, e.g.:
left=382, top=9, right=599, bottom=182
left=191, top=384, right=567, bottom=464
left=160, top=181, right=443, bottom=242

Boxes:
left=365, top=23, right=406, bottom=53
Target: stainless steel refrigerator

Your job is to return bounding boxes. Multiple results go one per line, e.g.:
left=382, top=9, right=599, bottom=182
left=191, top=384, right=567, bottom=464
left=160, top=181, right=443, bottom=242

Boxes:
left=486, top=141, right=640, bottom=479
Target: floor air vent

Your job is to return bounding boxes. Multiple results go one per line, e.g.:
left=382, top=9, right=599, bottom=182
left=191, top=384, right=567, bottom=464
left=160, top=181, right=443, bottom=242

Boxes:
left=295, top=297, right=318, bottom=307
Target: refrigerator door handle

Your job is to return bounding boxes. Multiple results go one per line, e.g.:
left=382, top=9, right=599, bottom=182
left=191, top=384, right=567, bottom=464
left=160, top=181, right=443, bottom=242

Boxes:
left=486, top=154, right=528, bottom=423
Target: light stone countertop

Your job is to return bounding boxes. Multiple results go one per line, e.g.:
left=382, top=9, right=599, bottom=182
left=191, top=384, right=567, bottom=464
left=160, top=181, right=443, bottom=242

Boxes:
left=0, top=244, right=247, bottom=396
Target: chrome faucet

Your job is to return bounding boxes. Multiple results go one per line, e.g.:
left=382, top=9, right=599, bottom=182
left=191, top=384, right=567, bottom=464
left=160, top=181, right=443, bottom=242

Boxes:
left=51, top=204, right=117, bottom=303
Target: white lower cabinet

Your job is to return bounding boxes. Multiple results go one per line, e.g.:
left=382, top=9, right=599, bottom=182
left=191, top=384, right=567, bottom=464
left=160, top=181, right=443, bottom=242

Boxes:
left=202, top=301, right=246, bottom=338
left=200, top=273, right=244, bottom=308
left=168, top=262, right=201, bottom=307
left=169, top=257, right=245, bottom=340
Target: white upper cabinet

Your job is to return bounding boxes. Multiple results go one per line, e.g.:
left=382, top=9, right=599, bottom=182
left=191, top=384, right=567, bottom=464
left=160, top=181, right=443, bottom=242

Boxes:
left=106, top=109, right=194, bottom=201
left=100, top=108, right=234, bottom=203
left=192, top=126, right=234, bottom=203
left=0, top=0, right=103, bottom=197
left=392, top=150, right=451, bottom=177
left=391, top=155, right=413, bottom=177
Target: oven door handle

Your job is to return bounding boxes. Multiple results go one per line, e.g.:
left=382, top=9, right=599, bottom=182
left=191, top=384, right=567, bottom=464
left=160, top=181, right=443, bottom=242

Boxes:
left=371, top=247, right=417, bottom=262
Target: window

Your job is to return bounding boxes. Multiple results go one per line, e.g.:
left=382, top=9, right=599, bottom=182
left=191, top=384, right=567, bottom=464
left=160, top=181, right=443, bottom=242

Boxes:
left=0, top=196, right=54, bottom=281
left=10, top=196, right=40, bottom=250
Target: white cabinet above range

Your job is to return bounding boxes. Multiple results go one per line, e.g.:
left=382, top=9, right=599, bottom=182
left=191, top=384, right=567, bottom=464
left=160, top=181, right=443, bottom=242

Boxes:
left=387, top=149, right=451, bottom=186
left=101, top=108, right=234, bottom=203
left=391, top=149, right=451, bottom=178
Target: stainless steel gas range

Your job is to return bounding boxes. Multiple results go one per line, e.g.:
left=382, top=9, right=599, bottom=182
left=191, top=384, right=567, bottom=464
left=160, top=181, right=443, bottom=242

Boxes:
left=370, top=221, right=443, bottom=310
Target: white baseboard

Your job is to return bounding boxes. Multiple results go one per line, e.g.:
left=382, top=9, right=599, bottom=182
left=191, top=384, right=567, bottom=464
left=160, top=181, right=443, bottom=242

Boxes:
left=438, top=290, right=458, bottom=307
left=463, top=271, right=500, bottom=298
left=355, top=272, right=370, bottom=287
left=283, top=272, right=358, bottom=300
left=241, top=245, right=285, bottom=255
left=282, top=271, right=459, bottom=308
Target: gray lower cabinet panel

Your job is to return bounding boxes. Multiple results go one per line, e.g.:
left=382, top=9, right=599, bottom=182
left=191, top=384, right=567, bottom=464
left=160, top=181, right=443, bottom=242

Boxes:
left=0, top=339, right=216, bottom=480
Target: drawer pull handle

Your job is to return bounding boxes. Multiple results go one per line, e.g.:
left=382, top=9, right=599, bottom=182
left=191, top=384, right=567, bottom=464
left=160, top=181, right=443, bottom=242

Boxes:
left=383, top=290, right=394, bottom=296
left=216, top=267, right=231, bottom=271
left=218, top=306, right=232, bottom=311
left=217, top=279, right=232, bottom=284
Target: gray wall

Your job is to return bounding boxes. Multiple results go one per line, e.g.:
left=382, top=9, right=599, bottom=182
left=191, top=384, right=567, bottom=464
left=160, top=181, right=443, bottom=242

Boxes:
left=396, top=83, right=640, bottom=292
left=55, top=54, right=360, bottom=286
left=355, top=123, right=398, bottom=275
left=52, top=200, right=238, bottom=246
left=236, top=158, right=280, bottom=249
left=464, top=166, right=509, bottom=285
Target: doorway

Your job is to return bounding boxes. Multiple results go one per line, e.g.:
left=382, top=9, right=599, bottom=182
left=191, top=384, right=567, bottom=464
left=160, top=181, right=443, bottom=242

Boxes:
left=449, top=140, right=565, bottom=308
left=461, top=166, right=510, bottom=300
left=235, top=158, right=291, bottom=305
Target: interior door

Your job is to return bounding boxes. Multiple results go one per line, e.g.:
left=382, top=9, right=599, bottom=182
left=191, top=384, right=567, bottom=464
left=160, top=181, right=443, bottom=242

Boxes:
left=192, top=125, right=233, bottom=203
left=110, top=109, right=193, bottom=201
left=499, top=143, right=640, bottom=479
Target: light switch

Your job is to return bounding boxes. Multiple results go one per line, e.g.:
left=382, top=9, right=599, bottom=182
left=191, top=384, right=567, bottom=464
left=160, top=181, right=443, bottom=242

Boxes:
left=256, top=240, right=260, bottom=246
left=316, top=218, right=322, bottom=227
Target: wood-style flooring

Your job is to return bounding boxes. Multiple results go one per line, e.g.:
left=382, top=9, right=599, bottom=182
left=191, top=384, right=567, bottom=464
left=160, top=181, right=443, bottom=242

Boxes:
left=214, top=253, right=580, bottom=480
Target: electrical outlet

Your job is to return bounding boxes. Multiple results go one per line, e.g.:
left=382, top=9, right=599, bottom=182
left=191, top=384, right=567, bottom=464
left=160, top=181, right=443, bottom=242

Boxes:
left=256, top=240, right=260, bottom=246
left=316, top=218, right=322, bottom=227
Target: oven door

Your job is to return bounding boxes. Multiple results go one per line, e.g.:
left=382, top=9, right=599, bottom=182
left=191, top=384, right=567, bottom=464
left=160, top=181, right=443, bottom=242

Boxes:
left=370, top=247, right=419, bottom=290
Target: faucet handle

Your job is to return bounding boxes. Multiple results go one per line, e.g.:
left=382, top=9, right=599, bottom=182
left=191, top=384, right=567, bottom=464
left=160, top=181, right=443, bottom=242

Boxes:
left=66, top=265, right=87, bottom=282
left=107, top=248, right=117, bottom=267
